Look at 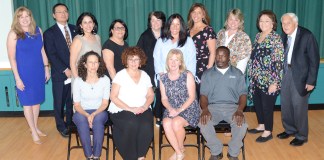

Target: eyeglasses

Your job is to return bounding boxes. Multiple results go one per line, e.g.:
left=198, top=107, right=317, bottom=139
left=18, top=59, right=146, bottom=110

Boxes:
left=127, top=58, right=140, bottom=62
left=55, top=10, right=68, bottom=14
left=114, top=26, right=125, bottom=31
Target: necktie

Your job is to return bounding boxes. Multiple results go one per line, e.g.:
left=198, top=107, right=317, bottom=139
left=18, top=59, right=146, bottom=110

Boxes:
left=64, top=26, right=72, bottom=48
left=284, top=36, right=292, bottom=72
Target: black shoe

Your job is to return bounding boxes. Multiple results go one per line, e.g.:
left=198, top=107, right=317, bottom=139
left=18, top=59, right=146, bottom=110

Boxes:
left=59, top=129, right=69, bottom=138
left=277, top=132, right=292, bottom=139
left=290, top=138, right=307, bottom=146
left=247, top=128, right=264, bottom=134
left=209, top=152, right=223, bottom=160
left=256, top=134, right=273, bottom=142
left=93, top=157, right=100, bottom=160
left=227, top=153, right=239, bottom=160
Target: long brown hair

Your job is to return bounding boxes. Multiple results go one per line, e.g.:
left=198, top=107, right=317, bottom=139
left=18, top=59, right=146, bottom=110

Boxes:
left=187, top=3, right=211, bottom=30
left=11, top=6, right=37, bottom=39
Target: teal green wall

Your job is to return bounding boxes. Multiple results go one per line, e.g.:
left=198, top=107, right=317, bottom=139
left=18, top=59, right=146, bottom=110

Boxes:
left=13, top=0, right=324, bottom=57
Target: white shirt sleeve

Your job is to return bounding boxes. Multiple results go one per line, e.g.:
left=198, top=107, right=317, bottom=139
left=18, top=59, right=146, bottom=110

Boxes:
left=236, top=55, right=250, bottom=74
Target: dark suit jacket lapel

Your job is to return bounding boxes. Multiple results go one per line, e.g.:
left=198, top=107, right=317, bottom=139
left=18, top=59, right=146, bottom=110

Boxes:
left=292, top=27, right=302, bottom=53
left=68, top=24, right=77, bottom=39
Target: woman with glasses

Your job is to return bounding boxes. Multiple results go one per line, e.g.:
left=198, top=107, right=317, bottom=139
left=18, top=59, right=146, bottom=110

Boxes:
left=109, top=47, right=154, bottom=160
left=70, top=12, right=101, bottom=78
left=102, top=19, right=129, bottom=80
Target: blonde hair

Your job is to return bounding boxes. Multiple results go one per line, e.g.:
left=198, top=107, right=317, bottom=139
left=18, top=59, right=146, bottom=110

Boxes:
left=165, top=49, right=187, bottom=73
left=11, top=6, right=37, bottom=39
left=224, top=8, right=244, bottom=31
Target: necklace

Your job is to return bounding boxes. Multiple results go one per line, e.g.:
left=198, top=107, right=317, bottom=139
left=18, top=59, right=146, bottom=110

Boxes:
left=26, top=32, right=35, bottom=39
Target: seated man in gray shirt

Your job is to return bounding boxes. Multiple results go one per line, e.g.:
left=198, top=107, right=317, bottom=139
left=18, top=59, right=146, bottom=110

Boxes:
left=199, top=46, right=248, bottom=160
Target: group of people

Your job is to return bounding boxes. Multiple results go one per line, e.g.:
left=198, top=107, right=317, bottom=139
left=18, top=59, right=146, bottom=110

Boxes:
left=6, top=2, right=319, bottom=160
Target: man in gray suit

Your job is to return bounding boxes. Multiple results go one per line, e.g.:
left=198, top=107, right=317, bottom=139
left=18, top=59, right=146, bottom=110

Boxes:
left=277, top=13, right=320, bottom=146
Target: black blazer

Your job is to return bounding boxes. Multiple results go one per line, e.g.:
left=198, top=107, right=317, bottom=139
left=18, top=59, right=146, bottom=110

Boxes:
left=44, top=24, right=77, bottom=82
left=282, top=26, right=320, bottom=96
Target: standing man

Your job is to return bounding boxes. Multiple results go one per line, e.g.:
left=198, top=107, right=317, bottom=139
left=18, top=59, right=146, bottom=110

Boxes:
left=199, top=46, right=247, bottom=160
left=44, top=3, right=77, bottom=137
left=277, top=13, right=320, bottom=146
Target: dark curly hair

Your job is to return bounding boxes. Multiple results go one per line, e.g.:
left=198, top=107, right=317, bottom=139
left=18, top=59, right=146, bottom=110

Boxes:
left=77, top=51, right=106, bottom=81
left=121, top=47, right=147, bottom=67
left=76, top=12, right=98, bottom=35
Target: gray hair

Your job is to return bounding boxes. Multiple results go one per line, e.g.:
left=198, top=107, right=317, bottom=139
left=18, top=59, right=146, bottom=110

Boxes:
left=281, top=13, right=298, bottom=23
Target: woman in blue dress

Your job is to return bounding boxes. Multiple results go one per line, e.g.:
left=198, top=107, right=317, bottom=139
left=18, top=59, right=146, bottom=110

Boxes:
left=7, top=7, right=50, bottom=145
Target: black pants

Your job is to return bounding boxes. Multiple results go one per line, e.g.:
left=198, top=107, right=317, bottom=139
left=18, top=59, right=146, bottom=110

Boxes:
left=153, top=84, right=165, bottom=120
left=110, top=109, right=153, bottom=160
left=253, top=87, right=277, bottom=131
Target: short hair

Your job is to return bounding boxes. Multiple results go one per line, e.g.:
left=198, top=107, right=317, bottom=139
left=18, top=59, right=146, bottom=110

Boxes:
left=281, top=13, right=299, bottom=23
left=162, top=14, right=188, bottom=47
left=121, top=47, right=147, bottom=67
left=11, top=6, right=37, bottom=39
left=77, top=51, right=106, bottom=81
left=187, top=3, right=211, bottom=29
left=256, top=10, right=278, bottom=32
left=165, top=49, right=187, bottom=73
left=216, top=46, right=230, bottom=56
left=52, top=3, right=68, bottom=14
left=108, top=19, right=128, bottom=40
left=76, top=12, right=98, bottom=35
left=224, top=8, right=245, bottom=31
left=147, top=11, right=166, bottom=29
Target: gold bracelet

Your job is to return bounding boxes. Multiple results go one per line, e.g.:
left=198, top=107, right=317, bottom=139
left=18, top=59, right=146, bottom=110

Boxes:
left=44, top=65, right=49, bottom=67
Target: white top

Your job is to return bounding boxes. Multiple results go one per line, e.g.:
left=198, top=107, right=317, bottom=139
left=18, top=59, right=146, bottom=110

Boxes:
left=224, top=31, right=235, bottom=46
left=108, top=69, right=153, bottom=113
left=73, top=75, right=110, bottom=110
left=287, top=27, right=298, bottom=64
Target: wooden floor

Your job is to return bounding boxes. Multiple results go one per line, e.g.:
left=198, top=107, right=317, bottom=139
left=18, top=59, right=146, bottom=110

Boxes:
left=0, top=111, right=324, bottom=160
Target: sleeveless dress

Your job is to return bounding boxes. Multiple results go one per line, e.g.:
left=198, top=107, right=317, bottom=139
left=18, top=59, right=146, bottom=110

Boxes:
left=161, top=71, right=200, bottom=127
left=75, top=34, right=102, bottom=62
left=102, top=39, right=129, bottom=80
left=16, top=27, right=45, bottom=106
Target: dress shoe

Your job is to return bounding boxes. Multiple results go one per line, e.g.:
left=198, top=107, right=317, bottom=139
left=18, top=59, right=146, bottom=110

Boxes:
left=277, top=132, right=292, bottom=139
left=247, top=128, right=264, bottom=134
left=60, top=129, right=69, bottom=138
left=209, top=152, right=223, bottom=160
left=227, top=153, right=239, bottom=160
left=290, top=138, right=307, bottom=146
left=256, top=134, right=273, bottom=142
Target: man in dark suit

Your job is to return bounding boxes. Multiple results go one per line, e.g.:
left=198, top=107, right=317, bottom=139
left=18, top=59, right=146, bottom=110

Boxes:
left=277, top=13, right=320, bottom=146
left=44, top=3, right=77, bottom=137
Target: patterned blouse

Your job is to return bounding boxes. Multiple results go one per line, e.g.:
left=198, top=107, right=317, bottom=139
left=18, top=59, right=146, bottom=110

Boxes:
left=216, top=29, right=252, bottom=68
left=247, top=31, right=284, bottom=100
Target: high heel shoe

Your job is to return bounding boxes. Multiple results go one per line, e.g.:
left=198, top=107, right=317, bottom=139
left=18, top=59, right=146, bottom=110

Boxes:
left=33, top=139, right=43, bottom=145
left=37, top=132, right=47, bottom=137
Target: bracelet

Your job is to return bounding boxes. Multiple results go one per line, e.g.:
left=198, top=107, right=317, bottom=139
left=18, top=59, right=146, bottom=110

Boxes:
left=44, top=65, right=49, bottom=67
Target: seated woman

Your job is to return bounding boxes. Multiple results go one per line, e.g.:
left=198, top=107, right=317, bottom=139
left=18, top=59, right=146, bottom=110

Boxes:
left=72, top=51, right=110, bottom=160
left=160, top=49, right=201, bottom=160
left=109, top=47, right=154, bottom=160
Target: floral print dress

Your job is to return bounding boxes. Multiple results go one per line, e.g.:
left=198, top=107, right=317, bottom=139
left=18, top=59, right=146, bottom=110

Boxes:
left=161, top=71, right=200, bottom=127
left=247, top=31, right=284, bottom=100
left=190, top=26, right=216, bottom=79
